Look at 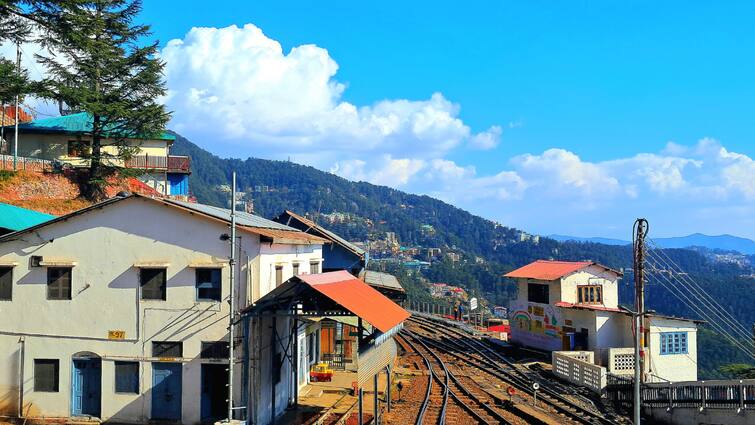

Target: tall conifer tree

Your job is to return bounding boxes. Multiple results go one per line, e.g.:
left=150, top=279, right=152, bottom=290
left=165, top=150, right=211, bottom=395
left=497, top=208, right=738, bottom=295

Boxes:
left=36, top=0, right=169, bottom=200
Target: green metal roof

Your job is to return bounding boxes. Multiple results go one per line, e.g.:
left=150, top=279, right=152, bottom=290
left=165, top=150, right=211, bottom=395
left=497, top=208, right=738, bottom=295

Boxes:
left=0, top=203, right=56, bottom=232
left=7, top=112, right=175, bottom=141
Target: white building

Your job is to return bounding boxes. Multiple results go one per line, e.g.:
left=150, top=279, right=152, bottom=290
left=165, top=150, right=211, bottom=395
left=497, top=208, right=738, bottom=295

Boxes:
left=0, top=194, right=324, bottom=424
left=505, top=260, right=699, bottom=383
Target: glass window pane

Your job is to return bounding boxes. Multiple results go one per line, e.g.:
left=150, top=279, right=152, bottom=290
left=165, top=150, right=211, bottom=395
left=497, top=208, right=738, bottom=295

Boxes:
left=152, top=341, right=182, bottom=358
left=141, top=268, right=166, bottom=300
left=196, top=268, right=221, bottom=301
left=115, top=362, right=139, bottom=393
left=47, top=268, right=71, bottom=300
left=0, top=267, right=12, bottom=300
left=34, top=359, right=59, bottom=392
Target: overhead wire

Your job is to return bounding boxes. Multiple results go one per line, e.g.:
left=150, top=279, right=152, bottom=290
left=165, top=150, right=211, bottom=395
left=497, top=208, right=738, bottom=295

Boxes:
left=645, top=240, right=754, bottom=342
left=642, top=255, right=755, bottom=360
left=643, top=266, right=755, bottom=360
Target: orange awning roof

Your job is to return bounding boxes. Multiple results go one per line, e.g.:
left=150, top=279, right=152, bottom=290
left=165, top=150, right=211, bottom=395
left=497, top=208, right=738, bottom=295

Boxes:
left=504, top=260, right=622, bottom=281
left=299, top=270, right=410, bottom=333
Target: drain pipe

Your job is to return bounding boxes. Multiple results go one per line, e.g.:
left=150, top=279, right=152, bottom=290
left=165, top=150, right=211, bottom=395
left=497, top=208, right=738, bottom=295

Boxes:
left=18, top=336, right=25, bottom=417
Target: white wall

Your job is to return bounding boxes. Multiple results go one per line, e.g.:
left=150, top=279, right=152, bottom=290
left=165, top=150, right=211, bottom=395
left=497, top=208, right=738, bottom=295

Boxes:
left=0, top=196, right=322, bottom=423
left=560, top=265, right=620, bottom=308
left=646, top=317, right=698, bottom=382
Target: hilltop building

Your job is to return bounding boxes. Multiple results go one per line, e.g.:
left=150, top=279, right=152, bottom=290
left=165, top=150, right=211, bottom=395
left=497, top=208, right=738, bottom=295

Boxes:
left=0, top=194, right=325, bottom=423
left=1, top=113, right=191, bottom=198
left=505, top=260, right=700, bottom=383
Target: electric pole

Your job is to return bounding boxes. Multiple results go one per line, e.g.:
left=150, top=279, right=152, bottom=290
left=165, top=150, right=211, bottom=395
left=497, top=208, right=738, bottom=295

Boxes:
left=13, top=43, right=21, bottom=171
left=632, top=218, right=649, bottom=425
left=227, top=172, right=237, bottom=422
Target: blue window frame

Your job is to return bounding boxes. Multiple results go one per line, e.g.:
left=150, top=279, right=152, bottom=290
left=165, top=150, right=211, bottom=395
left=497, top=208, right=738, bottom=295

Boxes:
left=660, top=332, right=688, bottom=355
left=196, top=268, right=221, bottom=301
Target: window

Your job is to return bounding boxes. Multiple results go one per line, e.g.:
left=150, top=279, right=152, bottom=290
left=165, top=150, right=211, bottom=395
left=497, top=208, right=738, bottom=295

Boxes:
left=200, top=341, right=229, bottom=359
left=0, top=267, right=12, bottom=300
left=140, top=268, right=166, bottom=300
left=527, top=283, right=549, bottom=304
left=34, top=359, right=59, bottom=392
left=67, top=139, right=91, bottom=157
left=309, top=261, right=320, bottom=275
left=114, top=361, right=139, bottom=393
left=275, top=265, right=283, bottom=287
left=577, top=285, right=603, bottom=304
left=660, top=332, right=688, bottom=355
left=292, top=263, right=300, bottom=276
left=196, top=268, right=221, bottom=301
left=47, top=267, right=72, bottom=300
left=152, top=341, right=183, bottom=358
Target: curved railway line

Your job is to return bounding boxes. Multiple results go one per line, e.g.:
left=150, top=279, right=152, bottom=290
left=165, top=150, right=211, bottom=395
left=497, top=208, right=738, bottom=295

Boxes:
left=395, top=314, right=626, bottom=425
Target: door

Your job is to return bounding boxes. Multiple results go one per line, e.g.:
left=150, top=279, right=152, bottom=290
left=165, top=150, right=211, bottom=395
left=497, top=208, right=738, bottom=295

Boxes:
left=72, top=359, right=102, bottom=417
left=152, top=363, right=182, bottom=420
left=200, top=364, right=228, bottom=422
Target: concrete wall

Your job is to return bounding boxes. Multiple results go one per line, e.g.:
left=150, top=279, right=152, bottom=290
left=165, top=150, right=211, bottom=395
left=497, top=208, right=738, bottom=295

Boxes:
left=0, top=196, right=322, bottom=423
left=646, top=317, right=698, bottom=382
left=560, top=265, right=620, bottom=308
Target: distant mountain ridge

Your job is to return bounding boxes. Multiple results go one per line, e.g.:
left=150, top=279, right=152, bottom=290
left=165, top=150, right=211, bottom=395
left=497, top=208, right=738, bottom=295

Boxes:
left=549, top=233, right=755, bottom=254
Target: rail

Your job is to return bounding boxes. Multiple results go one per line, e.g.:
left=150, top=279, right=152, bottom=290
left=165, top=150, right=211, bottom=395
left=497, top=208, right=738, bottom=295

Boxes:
left=0, top=154, right=53, bottom=172
left=124, top=155, right=191, bottom=172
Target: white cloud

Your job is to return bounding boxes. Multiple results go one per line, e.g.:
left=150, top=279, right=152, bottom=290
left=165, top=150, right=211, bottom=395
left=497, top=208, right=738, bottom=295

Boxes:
left=161, top=24, right=498, bottom=162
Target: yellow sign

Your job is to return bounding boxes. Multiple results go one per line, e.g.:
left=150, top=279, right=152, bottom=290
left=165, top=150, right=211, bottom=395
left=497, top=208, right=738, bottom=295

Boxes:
left=108, top=330, right=126, bottom=340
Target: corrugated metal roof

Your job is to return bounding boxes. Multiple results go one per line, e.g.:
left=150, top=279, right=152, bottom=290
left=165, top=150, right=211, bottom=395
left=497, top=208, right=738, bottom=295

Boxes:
left=165, top=199, right=298, bottom=230
left=279, top=210, right=366, bottom=256
left=8, top=112, right=175, bottom=141
left=0, top=203, right=55, bottom=232
left=504, top=260, right=621, bottom=280
left=359, top=270, right=404, bottom=292
left=299, top=271, right=410, bottom=333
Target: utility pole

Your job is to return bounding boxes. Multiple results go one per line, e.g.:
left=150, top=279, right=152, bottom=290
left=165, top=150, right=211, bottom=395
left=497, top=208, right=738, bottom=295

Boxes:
left=14, top=43, right=21, bottom=171
left=227, top=172, right=237, bottom=422
left=632, top=218, right=649, bottom=425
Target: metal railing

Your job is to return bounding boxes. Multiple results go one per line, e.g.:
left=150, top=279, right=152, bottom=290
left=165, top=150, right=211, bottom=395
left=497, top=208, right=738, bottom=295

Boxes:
left=0, top=154, right=53, bottom=172
left=124, top=155, right=191, bottom=172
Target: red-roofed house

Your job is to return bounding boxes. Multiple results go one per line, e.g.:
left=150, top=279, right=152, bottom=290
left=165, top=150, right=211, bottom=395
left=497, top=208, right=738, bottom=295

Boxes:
left=505, top=260, right=699, bottom=383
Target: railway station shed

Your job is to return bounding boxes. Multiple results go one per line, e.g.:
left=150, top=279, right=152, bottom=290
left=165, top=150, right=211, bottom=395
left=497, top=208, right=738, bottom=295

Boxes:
left=241, top=270, right=410, bottom=425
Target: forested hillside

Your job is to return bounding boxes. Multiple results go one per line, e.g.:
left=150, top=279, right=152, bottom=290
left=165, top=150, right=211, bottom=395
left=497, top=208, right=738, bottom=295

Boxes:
left=171, top=133, right=755, bottom=378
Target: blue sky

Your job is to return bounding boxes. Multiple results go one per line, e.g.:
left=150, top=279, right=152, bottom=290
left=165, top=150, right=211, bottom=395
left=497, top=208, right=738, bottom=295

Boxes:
left=110, top=2, right=755, bottom=238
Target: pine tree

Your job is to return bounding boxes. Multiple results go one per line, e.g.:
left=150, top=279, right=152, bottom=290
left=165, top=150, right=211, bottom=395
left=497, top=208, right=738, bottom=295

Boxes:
left=35, top=0, right=169, bottom=200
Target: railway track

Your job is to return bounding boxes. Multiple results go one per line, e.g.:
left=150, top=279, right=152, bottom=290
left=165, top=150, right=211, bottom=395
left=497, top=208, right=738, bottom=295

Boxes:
left=399, top=330, right=517, bottom=425
left=406, top=315, right=624, bottom=425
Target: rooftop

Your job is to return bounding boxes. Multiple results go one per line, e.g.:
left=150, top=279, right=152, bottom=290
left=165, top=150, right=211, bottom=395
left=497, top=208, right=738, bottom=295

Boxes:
left=0, top=202, right=55, bottom=233
left=276, top=210, right=366, bottom=257
left=359, top=270, right=404, bottom=292
left=5, top=112, right=175, bottom=141
left=504, top=259, right=622, bottom=281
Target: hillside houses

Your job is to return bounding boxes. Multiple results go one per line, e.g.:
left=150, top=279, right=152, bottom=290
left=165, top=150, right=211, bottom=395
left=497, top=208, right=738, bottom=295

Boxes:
left=1, top=113, right=191, bottom=198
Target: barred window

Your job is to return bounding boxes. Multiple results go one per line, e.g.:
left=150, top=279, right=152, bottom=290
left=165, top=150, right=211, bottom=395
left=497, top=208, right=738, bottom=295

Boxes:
left=0, top=267, right=12, bottom=300
left=152, top=341, right=183, bottom=358
left=200, top=341, right=229, bottom=359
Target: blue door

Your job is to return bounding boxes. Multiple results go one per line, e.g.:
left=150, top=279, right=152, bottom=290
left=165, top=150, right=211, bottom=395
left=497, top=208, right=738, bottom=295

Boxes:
left=152, top=363, right=182, bottom=420
left=72, top=359, right=101, bottom=417
left=168, top=173, right=189, bottom=195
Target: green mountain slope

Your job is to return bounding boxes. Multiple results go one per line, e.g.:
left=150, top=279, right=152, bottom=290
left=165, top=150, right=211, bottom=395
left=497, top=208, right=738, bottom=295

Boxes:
left=171, top=133, right=755, bottom=378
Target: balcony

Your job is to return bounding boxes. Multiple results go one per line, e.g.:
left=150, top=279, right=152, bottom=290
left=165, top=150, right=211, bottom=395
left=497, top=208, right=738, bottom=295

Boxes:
left=124, top=155, right=191, bottom=174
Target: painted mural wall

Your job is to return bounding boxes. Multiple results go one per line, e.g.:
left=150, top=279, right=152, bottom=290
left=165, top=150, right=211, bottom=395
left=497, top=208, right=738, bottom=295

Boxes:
left=509, top=300, right=565, bottom=351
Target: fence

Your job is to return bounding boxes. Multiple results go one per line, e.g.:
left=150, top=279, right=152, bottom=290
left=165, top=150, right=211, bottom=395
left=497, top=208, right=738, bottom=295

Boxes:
left=606, top=347, right=635, bottom=376
left=124, top=155, right=191, bottom=172
left=606, top=375, right=755, bottom=414
left=0, top=154, right=53, bottom=173
left=552, top=351, right=607, bottom=394
left=643, top=379, right=755, bottom=411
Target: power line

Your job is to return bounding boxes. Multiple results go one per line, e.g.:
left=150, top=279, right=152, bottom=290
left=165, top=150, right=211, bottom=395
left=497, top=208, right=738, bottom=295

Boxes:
left=644, top=265, right=755, bottom=361
left=646, top=240, right=754, bottom=342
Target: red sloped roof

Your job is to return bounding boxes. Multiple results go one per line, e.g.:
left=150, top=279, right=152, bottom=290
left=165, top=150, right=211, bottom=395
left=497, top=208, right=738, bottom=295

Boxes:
left=299, top=270, right=411, bottom=333
left=554, top=301, right=622, bottom=312
left=504, top=260, right=594, bottom=280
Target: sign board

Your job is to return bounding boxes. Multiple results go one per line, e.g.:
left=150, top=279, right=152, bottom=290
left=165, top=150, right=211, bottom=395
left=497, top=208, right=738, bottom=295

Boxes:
left=469, top=297, right=478, bottom=311
left=108, top=330, right=126, bottom=340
